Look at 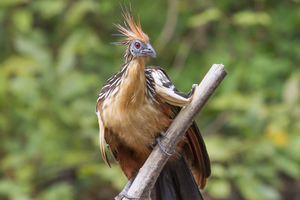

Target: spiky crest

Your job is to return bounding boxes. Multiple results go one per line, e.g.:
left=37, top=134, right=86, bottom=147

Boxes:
left=113, top=3, right=150, bottom=46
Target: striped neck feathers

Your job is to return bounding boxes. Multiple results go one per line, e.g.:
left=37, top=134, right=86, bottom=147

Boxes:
left=119, top=50, right=148, bottom=106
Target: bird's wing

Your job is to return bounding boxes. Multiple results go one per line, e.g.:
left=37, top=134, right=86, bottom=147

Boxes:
left=186, top=121, right=211, bottom=189
left=147, top=66, right=197, bottom=107
left=147, top=66, right=211, bottom=189
left=95, top=103, right=111, bottom=168
left=170, top=105, right=211, bottom=189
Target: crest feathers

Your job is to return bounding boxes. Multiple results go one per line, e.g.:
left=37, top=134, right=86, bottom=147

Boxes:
left=113, top=3, right=150, bottom=45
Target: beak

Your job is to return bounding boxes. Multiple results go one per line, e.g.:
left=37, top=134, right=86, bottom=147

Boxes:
left=141, top=43, right=157, bottom=58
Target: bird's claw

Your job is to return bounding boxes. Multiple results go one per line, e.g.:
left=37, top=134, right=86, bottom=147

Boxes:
left=156, top=136, right=172, bottom=156
left=150, top=143, right=155, bottom=149
left=159, top=131, right=168, bottom=139
left=150, top=132, right=174, bottom=155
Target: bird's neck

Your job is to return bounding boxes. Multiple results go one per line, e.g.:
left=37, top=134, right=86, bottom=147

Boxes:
left=119, top=57, right=147, bottom=107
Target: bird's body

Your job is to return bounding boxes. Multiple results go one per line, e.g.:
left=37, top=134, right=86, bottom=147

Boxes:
left=97, top=57, right=172, bottom=179
left=96, top=5, right=210, bottom=200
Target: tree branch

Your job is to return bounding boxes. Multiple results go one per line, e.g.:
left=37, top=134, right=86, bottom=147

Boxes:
left=124, top=64, right=228, bottom=200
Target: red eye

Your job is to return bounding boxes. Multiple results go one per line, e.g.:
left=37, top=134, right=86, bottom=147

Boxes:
left=135, top=42, right=140, bottom=49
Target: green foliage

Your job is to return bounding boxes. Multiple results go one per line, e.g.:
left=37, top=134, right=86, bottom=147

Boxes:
left=232, top=11, right=271, bottom=27
left=188, top=8, right=222, bottom=27
left=0, top=0, right=299, bottom=199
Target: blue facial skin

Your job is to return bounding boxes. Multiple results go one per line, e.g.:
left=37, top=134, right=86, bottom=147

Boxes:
left=130, top=40, right=157, bottom=58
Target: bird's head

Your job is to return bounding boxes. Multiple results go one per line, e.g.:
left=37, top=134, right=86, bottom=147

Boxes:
left=113, top=5, right=157, bottom=59
left=129, top=40, right=156, bottom=58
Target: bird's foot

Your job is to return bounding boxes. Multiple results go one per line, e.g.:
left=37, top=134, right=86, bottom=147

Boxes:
left=150, top=142, right=155, bottom=149
left=156, top=132, right=173, bottom=156
left=115, top=175, right=137, bottom=200
left=159, top=131, right=168, bottom=139
left=150, top=131, right=167, bottom=149
left=150, top=132, right=174, bottom=156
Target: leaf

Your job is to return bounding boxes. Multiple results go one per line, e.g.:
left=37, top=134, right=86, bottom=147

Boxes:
left=56, top=28, right=101, bottom=76
left=254, top=184, right=281, bottom=200
left=37, top=183, right=73, bottom=200
left=265, top=128, right=288, bottom=147
left=207, top=179, right=231, bottom=199
left=15, top=164, right=34, bottom=183
left=210, top=93, right=252, bottom=110
left=211, top=164, right=226, bottom=178
left=0, top=179, right=31, bottom=199
left=32, top=0, right=66, bottom=19
left=57, top=72, right=86, bottom=101
left=283, top=74, right=299, bottom=106
left=287, top=133, right=300, bottom=162
left=0, top=0, right=28, bottom=6
left=273, top=155, right=300, bottom=177
left=14, top=35, right=50, bottom=63
left=232, top=10, right=271, bottom=27
left=64, top=0, right=99, bottom=28
left=0, top=55, right=39, bottom=81
left=236, top=178, right=280, bottom=200
left=12, top=9, right=32, bottom=33
left=205, top=135, right=240, bottom=162
left=188, top=8, right=221, bottom=27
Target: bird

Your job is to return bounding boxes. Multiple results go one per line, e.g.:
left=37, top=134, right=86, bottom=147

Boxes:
left=96, top=4, right=211, bottom=200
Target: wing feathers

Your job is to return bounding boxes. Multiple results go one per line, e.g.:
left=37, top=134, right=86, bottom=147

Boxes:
left=150, top=67, right=197, bottom=106
left=186, top=122, right=211, bottom=189
left=155, top=85, right=194, bottom=106
left=149, top=66, right=210, bottom=189
left=97, top=110, right=111, bottom=168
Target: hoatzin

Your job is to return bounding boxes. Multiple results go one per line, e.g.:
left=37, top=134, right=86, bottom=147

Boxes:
left=96, top=5, right=211, bottom=200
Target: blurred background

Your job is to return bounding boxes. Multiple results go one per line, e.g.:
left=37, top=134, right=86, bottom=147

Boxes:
left=1, top=0, right=300, bottom=199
